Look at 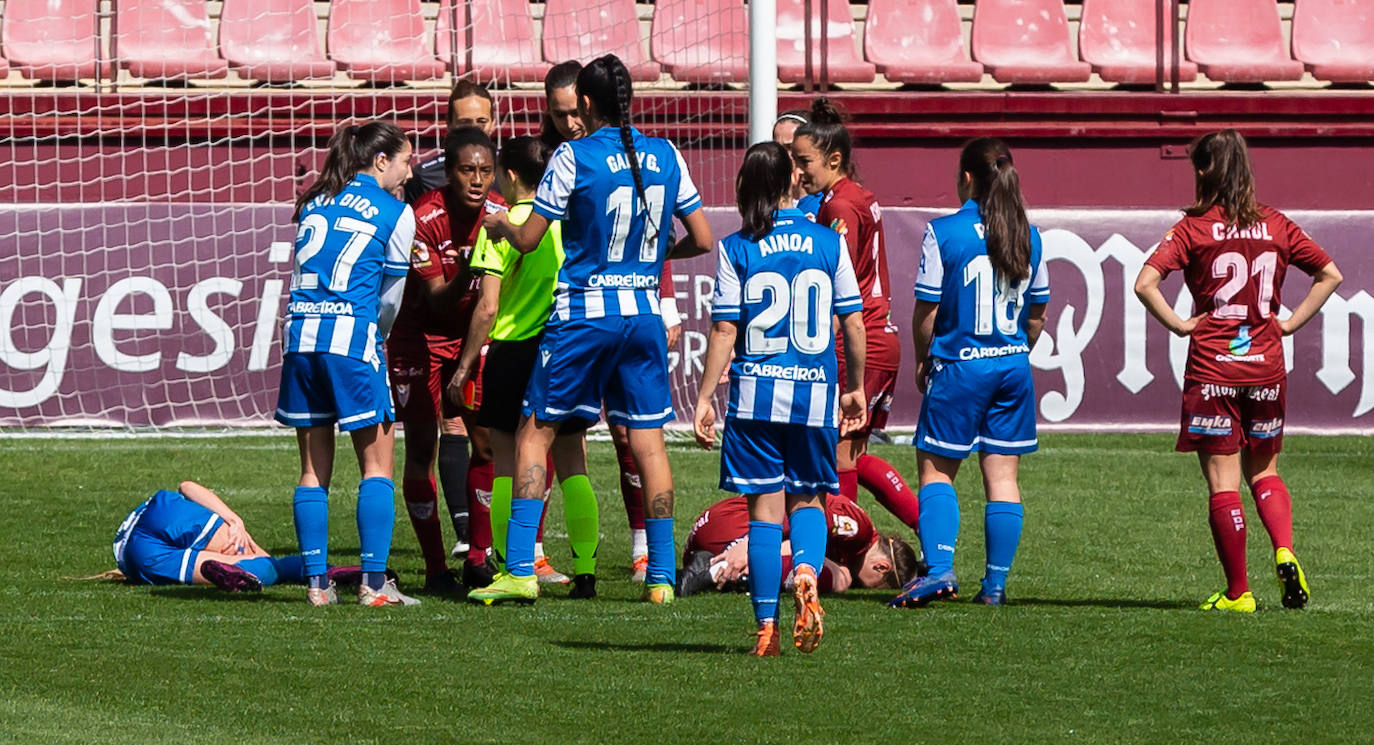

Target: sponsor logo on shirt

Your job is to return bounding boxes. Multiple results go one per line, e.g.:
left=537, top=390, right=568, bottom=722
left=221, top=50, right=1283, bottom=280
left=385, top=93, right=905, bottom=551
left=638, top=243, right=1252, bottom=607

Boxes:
left=1188, top=414, right=1233, bottom=436
left=1249, top=417, right=1284, bottom=438
left=958, top=343, right=1030, bottom=361
left=832, top=515, right=859, bottom=538
left=740, top=362, right=828, bottom=382
left=1228, top=326, right=1253, bottom=355
left=287, top=300, right=354, bottom=316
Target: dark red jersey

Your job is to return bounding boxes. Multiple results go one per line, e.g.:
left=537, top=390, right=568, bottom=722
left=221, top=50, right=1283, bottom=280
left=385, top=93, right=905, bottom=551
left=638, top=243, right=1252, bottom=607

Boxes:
left=683, top=496, right=878, bottom=572
left=391, top=188, right=506, bottom=343
left=819, top=177, right=899, bottom=372
left=1146, top=205, right=1332, bottom=385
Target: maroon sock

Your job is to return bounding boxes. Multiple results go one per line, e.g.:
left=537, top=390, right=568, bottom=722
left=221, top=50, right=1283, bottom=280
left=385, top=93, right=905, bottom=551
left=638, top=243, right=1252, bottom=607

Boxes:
left=403, top=477, right=449, bottom=576
left=856, top=454, right=920, bottom=532
left=838, top=468, right=859, bottom=502
left=1250, top=475, right=1294, bottom=552
left=1208, top=491, right=1249, bottom=599
left=615, top=437, right=646, bottom=530
left=466, top=459, right=494, bottom=566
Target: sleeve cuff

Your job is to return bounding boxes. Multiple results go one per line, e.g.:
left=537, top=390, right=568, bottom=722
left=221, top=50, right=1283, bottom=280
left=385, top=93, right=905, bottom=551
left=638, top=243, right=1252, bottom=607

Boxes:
left=674, top=198, right=702, bottom=219
left=914, top=288, right=942, bottom=302
left=532, top=201, right=564, bottom=221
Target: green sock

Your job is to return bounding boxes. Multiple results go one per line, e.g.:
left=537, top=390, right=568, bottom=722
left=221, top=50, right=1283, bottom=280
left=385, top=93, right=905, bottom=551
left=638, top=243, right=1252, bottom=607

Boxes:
left=490, top=476, right=513, bottom=572
left=561, top=474, right=600, bottom=576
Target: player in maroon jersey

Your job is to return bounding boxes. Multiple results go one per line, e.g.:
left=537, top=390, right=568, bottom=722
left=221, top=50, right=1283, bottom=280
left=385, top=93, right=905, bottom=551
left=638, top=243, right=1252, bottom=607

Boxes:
left=1135, top=130, right=1343, bottom=613
left=387, top=127, right=507, bottom=594
left=677, top=496, right=921, bottom=596
left=789, top=98, right=921, bottom=539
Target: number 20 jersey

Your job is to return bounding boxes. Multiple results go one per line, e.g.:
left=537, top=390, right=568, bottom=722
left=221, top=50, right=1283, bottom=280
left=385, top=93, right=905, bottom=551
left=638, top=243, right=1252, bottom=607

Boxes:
left=711, top=208, right=863, bottom=428
left=284, top=173, right=414, bottom=364
left=532, top=126, right=701, bottom=323
left=1146, top=204, right=1332, bottom=385
left=915, top=199, right=1050, bottom=363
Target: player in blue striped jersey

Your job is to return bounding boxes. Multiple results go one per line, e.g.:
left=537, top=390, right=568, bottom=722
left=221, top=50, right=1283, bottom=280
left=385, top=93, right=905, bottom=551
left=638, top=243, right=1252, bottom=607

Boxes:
left=276, top=121, right=418, bottom=607
left=694, top=142, right=867, bottom=656
left=473, top=54, right=714, bottom=606
left=890, top=138, right=1050, bottom=610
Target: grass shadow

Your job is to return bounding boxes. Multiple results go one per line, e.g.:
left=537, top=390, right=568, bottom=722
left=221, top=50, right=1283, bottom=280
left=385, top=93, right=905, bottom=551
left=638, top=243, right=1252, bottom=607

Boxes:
left=148, top=587, right=301, bottom=603
left=551, top=640, right=735, bottom=654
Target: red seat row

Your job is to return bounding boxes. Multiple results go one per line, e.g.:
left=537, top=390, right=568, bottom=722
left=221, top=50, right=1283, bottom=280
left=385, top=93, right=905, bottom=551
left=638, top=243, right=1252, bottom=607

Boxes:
left=0, top=0, right=1368, bottom=86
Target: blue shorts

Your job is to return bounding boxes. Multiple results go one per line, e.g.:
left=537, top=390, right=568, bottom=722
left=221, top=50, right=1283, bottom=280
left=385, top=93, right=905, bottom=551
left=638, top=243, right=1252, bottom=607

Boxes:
left=114, top=490, right=222, bottom=585
left=720, top=418, right=839, bottom=496
left=916, top=356, right=1038, bottom=459
left=523, top=315, right=674, bottom=429
left=275, top=352, right=395, bottom=432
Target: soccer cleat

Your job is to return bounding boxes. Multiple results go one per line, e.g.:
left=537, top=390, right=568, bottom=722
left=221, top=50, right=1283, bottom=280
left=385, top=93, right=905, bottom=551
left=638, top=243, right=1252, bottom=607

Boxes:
left=1198, top=590, right=1256, bottom=613
left=201, top=560, right=263, bottom=593
left=306, top=582, right=339, bottom=607
left=569, top=573, right=597, bottom=600
left=972, top=584, right=1007, bottom=606
left=359, top=578, right=422, bottom=607
left=631, top=554, right=649, bottom=584
left=462, top=558, right=497, bottom=589
left=889, top=570, right=958, bottom=609
left=750, top=621, right=782, bottom=657
left=643, top=583, right=675, bottom=605
left=422, top=569, right=466, bottom=598
left=450, top=540, right=471, bottom=560
left=1275, top=548, right=1309, bottom=609
left=792, top=567, right=825, bottom=653
left=676, top=550, right=716, bottom=598
left=468, top=572, right=538, bottom=606
left=534, top=556, right=571, bottom=585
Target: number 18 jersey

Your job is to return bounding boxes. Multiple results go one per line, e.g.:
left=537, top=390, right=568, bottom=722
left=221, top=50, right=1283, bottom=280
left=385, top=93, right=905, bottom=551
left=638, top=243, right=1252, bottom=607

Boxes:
left=1146, top=204, right=1332, bottom=385
left=284, top=173, right=414, bottom=364
left=916, top=200, right=1050, bottom=363
left=711, top=208, right=863, bottom=428
left=533, top=126, right=701, bottom=323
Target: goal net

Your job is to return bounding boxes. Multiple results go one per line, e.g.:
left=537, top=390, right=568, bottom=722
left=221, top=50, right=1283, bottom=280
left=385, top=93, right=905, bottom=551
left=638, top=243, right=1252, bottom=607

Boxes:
left=0, top=0, right=752, bottom=431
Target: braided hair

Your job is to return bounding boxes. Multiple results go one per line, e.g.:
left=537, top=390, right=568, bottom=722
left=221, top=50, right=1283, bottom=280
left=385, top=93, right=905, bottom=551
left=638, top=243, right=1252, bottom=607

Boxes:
left=578, top=54, right=659, bottom=249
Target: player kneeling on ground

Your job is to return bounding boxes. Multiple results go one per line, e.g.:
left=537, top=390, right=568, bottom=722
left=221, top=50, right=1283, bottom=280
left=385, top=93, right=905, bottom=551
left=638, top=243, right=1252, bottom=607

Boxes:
left=677, top=495, right=920, bottom=598
left=111, top=481, right=414, bottom=603
left=693, top=141, right=867, bottom=657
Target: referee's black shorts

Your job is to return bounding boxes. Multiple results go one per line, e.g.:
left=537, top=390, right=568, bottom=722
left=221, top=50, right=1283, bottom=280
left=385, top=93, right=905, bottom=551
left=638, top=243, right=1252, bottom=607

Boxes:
left=478, top=336, right=591, bottom=435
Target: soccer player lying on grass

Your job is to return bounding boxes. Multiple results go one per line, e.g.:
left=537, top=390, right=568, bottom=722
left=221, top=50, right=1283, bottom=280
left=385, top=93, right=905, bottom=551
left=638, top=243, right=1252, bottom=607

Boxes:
left=111, top=481, right=415, bottom=603
left=677, top=495, right=922, bottom=598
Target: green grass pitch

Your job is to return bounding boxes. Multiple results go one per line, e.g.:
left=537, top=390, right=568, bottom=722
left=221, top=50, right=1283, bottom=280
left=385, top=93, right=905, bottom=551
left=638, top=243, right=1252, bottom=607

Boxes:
left=1, top=433, right=1371, bottom=744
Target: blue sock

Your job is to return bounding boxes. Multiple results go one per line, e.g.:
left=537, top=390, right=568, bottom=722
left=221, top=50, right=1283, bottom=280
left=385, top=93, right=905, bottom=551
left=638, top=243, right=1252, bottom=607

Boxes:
left=747, top=521, right=784, bottom=624
left=234, top=557, right=280, bottom=586
left=644, top=517, right=676, bottom=587
left=292, top=486, right=329, bottom=579
left=269, top=555, right=306, bottom=585
left=506, top=498, right=543, bottom=578
left=918, top=482, right=959, bottom=576
left=983, top=502, right=1024, bottom=590
left=356, top=477, right=395, bottom=584
left=788, top=506, right=827, bottom=574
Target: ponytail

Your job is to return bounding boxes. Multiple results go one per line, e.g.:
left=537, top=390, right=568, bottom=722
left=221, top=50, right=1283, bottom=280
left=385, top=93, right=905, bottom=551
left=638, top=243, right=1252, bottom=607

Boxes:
left=1185, top=129, right=1264, bottom=229
left=959, top=138, right=1031, bottom=284
left=295, top=120, right=409, bottom=222
left=736, top=142, right=793, bottom=241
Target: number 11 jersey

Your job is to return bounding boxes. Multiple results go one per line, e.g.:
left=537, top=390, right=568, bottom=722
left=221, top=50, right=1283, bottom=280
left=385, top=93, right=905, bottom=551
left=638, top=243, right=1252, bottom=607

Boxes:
left=711, top=208, right=863, bottom=428
left=1146, top=204, right=1332, bottom=385
left=533, top=126, right=701, bottom=324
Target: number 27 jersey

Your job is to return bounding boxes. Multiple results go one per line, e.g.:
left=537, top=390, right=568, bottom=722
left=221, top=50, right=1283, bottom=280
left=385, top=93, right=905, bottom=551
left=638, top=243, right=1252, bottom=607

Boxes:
left=711, top=209, right=863, bottom=428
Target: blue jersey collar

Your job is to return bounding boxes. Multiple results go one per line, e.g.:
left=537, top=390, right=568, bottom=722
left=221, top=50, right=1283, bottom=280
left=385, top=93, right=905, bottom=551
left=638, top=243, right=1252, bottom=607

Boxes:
left=959, top=199, right=980, bottom=214
left=353, top=173, right=380, bottom=188
left=591, top=125, right=640, bottom=140
left=775, top=207, right=805, bottom=219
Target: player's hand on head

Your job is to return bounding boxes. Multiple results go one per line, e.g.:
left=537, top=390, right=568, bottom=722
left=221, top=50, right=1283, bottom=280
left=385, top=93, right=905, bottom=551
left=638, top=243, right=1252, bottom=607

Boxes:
left=693, top=402, right=716, bottom=450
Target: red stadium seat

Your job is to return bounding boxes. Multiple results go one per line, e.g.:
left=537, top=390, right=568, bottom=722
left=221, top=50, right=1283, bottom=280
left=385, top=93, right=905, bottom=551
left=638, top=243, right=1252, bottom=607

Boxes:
left=971, top=0, right=1091, bottom=84
left=1185, top=0, right=1304, bottom=83
left=113, top=0, right=228, bottom=81
left=435, top=0, right=548, bottom=82
left=326, top=0, right=445, bottom=84
left=0, top=0, right=112, bottom=82
left=776, top=0, right=876, bottom=84
left=651, top=0, right=750, bottom=85
left=864, top=0, right=984, bottom=85
left=542, top=0, right=661, bottom=82
left=1080, top=0, right=1197, bottom=84
left=219, top=0, right=336, bottom=83
left=1292, top=0, right=1374, bottom=84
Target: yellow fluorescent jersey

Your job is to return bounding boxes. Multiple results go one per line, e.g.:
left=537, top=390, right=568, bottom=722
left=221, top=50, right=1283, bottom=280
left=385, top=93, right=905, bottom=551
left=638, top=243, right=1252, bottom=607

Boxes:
left=469, top=201, right=564, bottom=341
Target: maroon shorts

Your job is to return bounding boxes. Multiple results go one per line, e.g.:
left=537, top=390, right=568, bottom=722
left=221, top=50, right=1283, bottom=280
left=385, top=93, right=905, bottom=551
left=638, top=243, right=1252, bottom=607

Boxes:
left=386, top=336, right=471, bottom=424
left=835, top=361, right=898, bottom=437
left=1177, top=378, right=1285, bottom=455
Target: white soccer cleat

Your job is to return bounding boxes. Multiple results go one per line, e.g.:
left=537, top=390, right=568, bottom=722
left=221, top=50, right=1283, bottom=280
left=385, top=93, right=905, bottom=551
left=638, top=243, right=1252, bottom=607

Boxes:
left=358, top=578, right=421, bottom=607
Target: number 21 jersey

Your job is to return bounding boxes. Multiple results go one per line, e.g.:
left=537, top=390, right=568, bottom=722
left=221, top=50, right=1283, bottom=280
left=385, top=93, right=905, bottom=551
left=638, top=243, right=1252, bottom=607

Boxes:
left=1146, top=204, right=1332, bottom=385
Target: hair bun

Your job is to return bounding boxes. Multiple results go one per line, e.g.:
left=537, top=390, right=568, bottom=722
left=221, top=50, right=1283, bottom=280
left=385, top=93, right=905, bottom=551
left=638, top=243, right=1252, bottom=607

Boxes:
left=808, top=97, right=845, bottom=125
